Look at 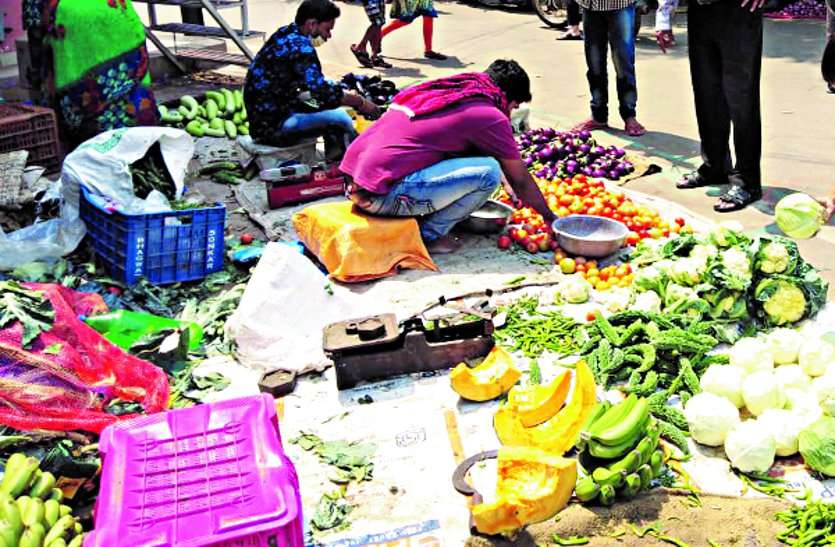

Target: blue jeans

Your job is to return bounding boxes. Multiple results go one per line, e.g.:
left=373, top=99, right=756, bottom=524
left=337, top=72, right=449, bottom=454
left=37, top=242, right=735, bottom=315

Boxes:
left=280, top=108, right=358, bottom=158
left=361, top=157, right=502, bottom=242
left=582, top=5, right=638, bottom=123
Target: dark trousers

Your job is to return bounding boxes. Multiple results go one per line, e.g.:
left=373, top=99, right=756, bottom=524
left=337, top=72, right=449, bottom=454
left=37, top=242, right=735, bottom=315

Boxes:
left=583, top=6, right=638, bottom=123
left=568, top=0, right=582, bottom=26
left=688, top=0, right=762, bottom=192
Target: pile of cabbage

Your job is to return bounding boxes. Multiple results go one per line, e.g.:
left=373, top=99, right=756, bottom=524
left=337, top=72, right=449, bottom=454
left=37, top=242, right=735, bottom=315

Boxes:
left=683, top=330, right=835, bottom=475
left=629, top=222, right=828, bottom=341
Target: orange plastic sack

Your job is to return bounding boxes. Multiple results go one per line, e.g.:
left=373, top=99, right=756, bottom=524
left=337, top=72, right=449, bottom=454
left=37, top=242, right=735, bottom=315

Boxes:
left=292, top=201, right=438, bottom=283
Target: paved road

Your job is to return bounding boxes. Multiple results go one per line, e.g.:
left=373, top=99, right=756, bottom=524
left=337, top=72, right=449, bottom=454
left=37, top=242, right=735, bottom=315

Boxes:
left=143, top=0, right=835, bottom=286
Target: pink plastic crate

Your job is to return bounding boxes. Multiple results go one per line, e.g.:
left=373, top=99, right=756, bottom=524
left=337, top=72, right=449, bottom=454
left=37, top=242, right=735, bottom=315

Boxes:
left=86, top=394, right=304, bottom=547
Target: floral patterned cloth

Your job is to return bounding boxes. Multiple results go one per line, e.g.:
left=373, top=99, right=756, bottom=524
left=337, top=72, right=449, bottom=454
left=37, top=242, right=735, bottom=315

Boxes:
left=21, top=0, right=158, bottom=146
left=390, top=0, right=438, bottom=22
left=243, top=23, right=344, bottom=145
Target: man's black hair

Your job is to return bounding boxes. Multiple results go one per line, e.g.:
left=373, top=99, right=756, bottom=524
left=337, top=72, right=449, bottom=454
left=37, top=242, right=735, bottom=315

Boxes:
left=485, top=59, right=532, bottom=104
left=295, top=0, right=341, bottom=25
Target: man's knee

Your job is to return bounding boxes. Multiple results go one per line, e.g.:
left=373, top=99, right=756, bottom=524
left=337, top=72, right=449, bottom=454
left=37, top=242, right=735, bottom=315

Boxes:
left=331, top=108, right=356, bottom=131
left=476, top=157, right=502, bottom=190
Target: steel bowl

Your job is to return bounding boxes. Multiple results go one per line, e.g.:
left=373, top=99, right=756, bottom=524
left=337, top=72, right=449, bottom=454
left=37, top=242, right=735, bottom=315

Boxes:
left=459, top=200, right=514, bottom=234
left=551, top=215, right=628, bottom=257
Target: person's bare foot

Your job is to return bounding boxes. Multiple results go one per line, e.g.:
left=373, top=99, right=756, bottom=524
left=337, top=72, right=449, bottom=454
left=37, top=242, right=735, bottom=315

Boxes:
left=624, top=117, right=646, bottom=136
left=426, top=235, right=462, bottom=254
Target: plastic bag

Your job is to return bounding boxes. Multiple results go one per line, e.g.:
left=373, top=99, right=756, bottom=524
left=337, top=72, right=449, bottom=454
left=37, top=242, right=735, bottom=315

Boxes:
left=225, top=243, right=382, bottom=375
left=0, top=283, right=170, bottom=433
left=0, top=177, right=86, bottom=270
left=61, top=127, right=193, bottom=214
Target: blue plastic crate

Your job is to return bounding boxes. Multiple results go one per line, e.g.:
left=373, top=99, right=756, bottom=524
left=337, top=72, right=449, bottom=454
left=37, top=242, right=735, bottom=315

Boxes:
left=79, top=188, right=226, bottom=285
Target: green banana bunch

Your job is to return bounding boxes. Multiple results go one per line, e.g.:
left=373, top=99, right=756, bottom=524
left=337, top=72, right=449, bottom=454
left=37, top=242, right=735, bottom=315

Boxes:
left=0, top=454, right=84, bottom=547
left=574, top=421, right=668, bottom=505
left=582, top=395, right=651, bottom=460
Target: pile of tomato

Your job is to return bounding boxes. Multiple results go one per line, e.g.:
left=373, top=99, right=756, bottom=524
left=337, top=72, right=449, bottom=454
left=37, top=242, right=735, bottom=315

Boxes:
left=496, top=174, right=688, bottom=253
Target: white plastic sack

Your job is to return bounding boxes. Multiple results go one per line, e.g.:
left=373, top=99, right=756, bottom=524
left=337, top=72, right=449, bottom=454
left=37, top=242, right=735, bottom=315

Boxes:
left=226, top=243, right=379, bottom=375
left=0, top=176, right=85, bottom=270
left=61, top=127, right=193, bottom=214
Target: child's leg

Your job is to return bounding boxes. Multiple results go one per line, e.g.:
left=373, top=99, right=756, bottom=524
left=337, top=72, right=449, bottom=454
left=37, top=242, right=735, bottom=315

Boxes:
left=382, top=19, right=410, bottom=38
left=355, top=25, right=374, bottom=52
left=422, top=15, right=433, bottom=52
left=370, top=25, right=383, bottom=56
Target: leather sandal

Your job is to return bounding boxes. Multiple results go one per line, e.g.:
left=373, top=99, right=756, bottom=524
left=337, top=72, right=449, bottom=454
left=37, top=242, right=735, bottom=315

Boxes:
left=714, top=185, right=762, bottom=212
left=676, top=170, right=717, bottom=189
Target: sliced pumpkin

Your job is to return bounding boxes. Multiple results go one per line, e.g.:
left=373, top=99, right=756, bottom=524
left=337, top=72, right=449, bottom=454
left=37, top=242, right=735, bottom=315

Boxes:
left=507, top=369, right=571, bottom=427
left=494, top=360, right=597, bottom=455
left=471, top=446, right=577, bottom=535
left=450, top=346, right=521, bottom=402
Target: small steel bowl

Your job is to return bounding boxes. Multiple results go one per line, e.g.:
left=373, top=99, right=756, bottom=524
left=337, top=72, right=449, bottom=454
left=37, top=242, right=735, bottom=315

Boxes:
left=459, top=200, right=514, bottom=234
left=552, top=215, right=628, bottom=257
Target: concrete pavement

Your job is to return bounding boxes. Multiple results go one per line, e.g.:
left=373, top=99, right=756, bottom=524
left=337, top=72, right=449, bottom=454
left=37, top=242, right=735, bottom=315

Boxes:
left=143, top=0, right=835, bottom=286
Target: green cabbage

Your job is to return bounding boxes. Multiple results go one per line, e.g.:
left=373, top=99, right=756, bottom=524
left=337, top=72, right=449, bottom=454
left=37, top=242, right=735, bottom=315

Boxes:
left=798, top=417, right=835, bottom=476
left=775, top=193, right=826, bottom=239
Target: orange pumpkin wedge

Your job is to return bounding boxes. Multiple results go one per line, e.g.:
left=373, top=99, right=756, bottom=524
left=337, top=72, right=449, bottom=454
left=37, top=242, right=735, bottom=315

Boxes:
left=471, top=446, right=577, bottom=535
left=507, top=369, right=571, bottom=427
left=450, top=346, right=521, bottom=402
left=493, top=360, right=597, bottom=455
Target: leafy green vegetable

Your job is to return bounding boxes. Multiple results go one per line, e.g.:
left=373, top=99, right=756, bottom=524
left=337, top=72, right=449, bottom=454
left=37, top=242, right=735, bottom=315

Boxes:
left=184, top=372, right=231, bottom=401
left=798, top=417, right=835, bottom=477
left=291, top=432, right=376, bottom=484
left=0, top=281, right=55, bottom=347
left=311, top=490, right=353, bottom=532
left=774, top=192, right=826, bottom=239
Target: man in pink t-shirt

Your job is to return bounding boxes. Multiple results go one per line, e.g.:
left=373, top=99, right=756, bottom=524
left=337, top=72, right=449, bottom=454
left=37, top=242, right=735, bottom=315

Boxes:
left=340, top=60, right=556, bottom=254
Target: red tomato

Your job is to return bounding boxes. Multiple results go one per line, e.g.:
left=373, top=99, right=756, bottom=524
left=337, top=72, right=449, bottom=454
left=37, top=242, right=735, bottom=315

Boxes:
left=497, top=235, right=512, bottom=249
left=626, top=232, right=640, bottom=245
left=586, top=311, right=598, bottom=322
left=525, top=241, right=539, bottom=254
left=240, top=233, right=254, bottom=245
left=675, top=217, right=686, bottom=227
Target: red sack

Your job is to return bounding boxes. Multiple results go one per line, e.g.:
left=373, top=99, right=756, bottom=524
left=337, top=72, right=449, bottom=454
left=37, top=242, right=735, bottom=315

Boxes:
left=0, top=284, right=170, bottom=433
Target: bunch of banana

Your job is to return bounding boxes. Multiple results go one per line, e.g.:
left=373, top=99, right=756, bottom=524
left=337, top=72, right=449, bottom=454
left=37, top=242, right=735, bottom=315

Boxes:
left=0, top=453, right=84, bottom=547
left=574, top=395, right=667, bottom=506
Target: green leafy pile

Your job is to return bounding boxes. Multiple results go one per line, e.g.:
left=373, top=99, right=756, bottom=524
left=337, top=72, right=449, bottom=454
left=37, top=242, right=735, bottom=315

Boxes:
left=630, top=226, right=828, bottom=335
left=291, top=432, right=377, bottom=534
left=0, top=281, right=54, bottom=347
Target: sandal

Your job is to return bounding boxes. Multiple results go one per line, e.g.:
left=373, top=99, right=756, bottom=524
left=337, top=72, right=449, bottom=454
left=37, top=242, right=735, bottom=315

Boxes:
left=558, top=32, right=583, bottom=40
left=624, top=117, right=646, bottom=137
left=351, top=46, right=374, bottom=68
left=571, top=118, right=609, bottom=132
left=714, top=185, right=762, bottom=213
left=371, top=55, right=393, bottom=68
left=676, top=170, right=719, bottom=189
left=424, top=50, right=448, bottom=60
